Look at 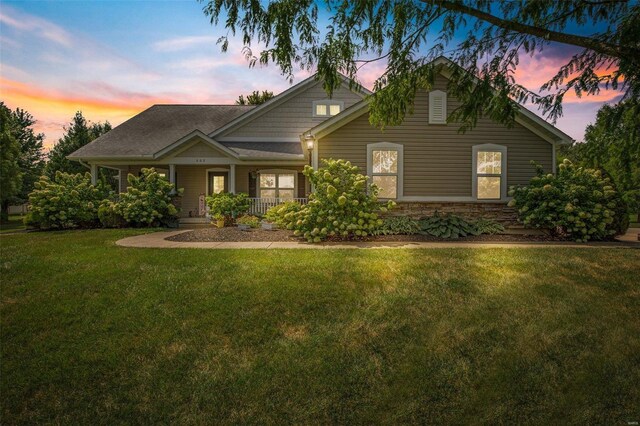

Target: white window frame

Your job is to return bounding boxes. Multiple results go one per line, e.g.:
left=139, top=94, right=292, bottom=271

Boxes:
left=366, top=142, right=404, bottom=200
left=472, top=144, right=507, bottom=201
left=312, top=100, right=344, bottom=118
left=256, top=169, right=298, bottom=199
left=428, top=90, right=447, bottom=124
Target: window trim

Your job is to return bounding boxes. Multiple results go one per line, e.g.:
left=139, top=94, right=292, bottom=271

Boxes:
left=472, top=144, right=507, bottom=201
left=312, top=100, right=344, bottom=118
left=428, top=90, right=447, bottom=124
left=366, top=142, right=404, bottom=200
left=256, top=169, right=298, bottom=199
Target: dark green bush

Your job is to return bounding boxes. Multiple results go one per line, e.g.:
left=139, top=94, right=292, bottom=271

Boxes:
left=474, top=218, right=505, bottom=235
left=374, top=216, right=421, bottom=235
left=418, top=213, right=480, bottom=239
left=206, top=192, right=249, bottom=222
left=509, top=159, right=628, bottom=241
left=98, top=200, right=126, bottom=228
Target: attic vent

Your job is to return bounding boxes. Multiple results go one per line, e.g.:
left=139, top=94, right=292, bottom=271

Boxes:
left=429, top=90, right=447, bottom=124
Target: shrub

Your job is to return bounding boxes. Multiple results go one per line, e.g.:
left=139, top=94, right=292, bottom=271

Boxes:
left=26, top=172, right=109, bottom=229
left=264, top=201, right=303, bottom=226
left=418, top=212, right=480, bottom=239
left=235, top=214, right=260, bottom=228
left=98, top=200, right=126, bottom=228
left=273, top=159, right=394, bottom=242
left=509, top=159, right=628, bottom=242
left=374, top=216, right=421, bottom=235
left=206, top=192, right=249, bottom=222
left=474, top=218, right=505, bottom=235
left=115, top=168, right=182, bottom=227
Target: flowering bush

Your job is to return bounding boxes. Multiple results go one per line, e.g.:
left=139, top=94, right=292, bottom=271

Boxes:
left=509, top=159, right=628, bottom=242
left=115, top=168, right=182, bottom=227
left=235, top=214, right=260, bottom=228
left=26, top=172, right=110, bottom=229
left=264, top=200, right=303, bottom=226
left=98, top=200, right=126, bottom=228
left=273, top=159, right=394, bottom=242
left=206, top=192, right=249, bottom=223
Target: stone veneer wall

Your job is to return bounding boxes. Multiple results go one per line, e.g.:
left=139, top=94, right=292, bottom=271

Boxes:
left=387, top=202, right=520, bottom=227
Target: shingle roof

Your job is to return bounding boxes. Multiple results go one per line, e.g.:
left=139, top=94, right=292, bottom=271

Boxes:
left=220, top=141, right=303, bottom=159
left=68, top=105, right=255, bottom=158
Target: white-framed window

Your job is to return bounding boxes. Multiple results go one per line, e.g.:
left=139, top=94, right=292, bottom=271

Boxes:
left=313, top=100, right=344, bottom=117
left=258, top=170, right=297, bottom=199
left=472, top=144, right=507, bottom=200
left=367, top=142, right=404, bottom=200
left=429, top=90, right=447, bottom=124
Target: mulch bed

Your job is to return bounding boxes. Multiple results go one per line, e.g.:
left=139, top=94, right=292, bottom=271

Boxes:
left=168, top=226, right=562, bottom=243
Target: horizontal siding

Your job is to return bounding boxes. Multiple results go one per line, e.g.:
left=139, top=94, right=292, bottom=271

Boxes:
left=226, top=82, right=363, bottom=138
left=319, top=75, right=552, bottom=197
left=176, top=165, right=221, bottom=217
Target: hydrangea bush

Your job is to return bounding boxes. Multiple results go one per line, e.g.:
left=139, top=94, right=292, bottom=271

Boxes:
left=206, top=192, right=249, bottom=224
left=272, top=159, right=394, bottom=242
left=264, top=200, right=302, bottom=226
left=26, top=172, right=110, bottom=229
left=508, top=159, right=628, bottom=242
left=115, top=168, right=182, bottom=227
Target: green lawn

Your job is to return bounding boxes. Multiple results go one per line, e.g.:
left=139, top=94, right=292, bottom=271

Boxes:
left=0, top=215, right=25, bottom=234
left=1, top=230, right=639, bottom=424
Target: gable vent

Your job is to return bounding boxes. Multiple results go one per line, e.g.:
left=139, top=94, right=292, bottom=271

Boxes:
left=429, top=90, right=447, bottom=124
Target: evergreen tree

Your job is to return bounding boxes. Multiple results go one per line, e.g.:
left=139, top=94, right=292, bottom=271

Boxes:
left=236, top=90, right=275, bottom=105
left=0, top=104, right=23, bottom=223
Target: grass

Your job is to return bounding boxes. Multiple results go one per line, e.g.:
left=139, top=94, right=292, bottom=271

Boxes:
left=0, top=215, right=25, bottom=234
left=1, top=229, right=639, bottom=424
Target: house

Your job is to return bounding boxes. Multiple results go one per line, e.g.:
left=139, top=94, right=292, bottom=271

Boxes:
left=68, top=57, right=573, bottom=224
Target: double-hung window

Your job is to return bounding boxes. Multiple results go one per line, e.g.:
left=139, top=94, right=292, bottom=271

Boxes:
left=473, top=144, right=507, bottom=200
left=259, top=171, right=296, bottom=200
left=367, top=142, right=403, bottom=200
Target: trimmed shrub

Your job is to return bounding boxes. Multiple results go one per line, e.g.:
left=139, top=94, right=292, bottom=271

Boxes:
left=374, top=216, right=421, bottom=235
left=115, top=168, right=182, bottom=227
left=508, top=159, right=628, bottom=241
left=26, top=172, right=109, bottom=229
left=206, top=192, right=249, bottom=223
left=273, top=159, right=394, bottom=242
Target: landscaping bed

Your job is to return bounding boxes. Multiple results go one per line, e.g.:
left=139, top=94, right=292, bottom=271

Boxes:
left=169, top=226, right=560, bottom=243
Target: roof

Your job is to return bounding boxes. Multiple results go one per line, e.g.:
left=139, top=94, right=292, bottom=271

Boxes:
left=220, top=141, right=303, bottom=159
left=305, top=56, right=574, bottom=145
left=68, top=105, right=255, bottom=158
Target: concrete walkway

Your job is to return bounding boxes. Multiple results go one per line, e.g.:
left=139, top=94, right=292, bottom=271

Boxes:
left=115, top=229, right=640, bottom=249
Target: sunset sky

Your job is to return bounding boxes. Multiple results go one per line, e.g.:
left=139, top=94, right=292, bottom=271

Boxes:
left=1, top=1, right=623, bottom=150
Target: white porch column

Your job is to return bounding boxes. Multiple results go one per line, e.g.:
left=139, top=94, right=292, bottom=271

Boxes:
left=229, top=164, right=236, bottom=193
left=169, top=164, right=176, bottom=185
left=90, top=163, right=98, bottom=185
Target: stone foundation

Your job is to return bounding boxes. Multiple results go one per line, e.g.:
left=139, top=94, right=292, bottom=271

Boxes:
left=387, top=201, right=520, bottom=227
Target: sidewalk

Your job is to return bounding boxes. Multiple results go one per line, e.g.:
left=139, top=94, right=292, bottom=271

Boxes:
left=115, top=229, right=640, bottom=250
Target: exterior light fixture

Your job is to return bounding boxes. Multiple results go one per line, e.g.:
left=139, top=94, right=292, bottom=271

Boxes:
left=305, top=134, right=315, bottom=166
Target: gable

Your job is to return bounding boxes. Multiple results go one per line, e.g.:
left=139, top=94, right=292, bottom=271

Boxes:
left=174, top=140, right=228, bottom=158
left=219, top=80, right=366, bottom=140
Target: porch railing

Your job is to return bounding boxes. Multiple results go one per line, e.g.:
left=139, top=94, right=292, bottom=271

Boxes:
left=248, top=197, right=308, bottom=215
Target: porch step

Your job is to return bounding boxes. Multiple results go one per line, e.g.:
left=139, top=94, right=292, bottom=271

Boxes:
left=179, top=217, right=210, bottom=224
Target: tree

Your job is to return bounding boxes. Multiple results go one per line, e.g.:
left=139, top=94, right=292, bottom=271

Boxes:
left=561, top=99, right=640, bottom=216
left=0, top=104, right=22, bottom=223
left=11, top=108, right=45, bottom=203
left=45, top=112, right=111, bottom=178
left=235, top=90, right=275, bottom=105
left=203, top=0, right=639, bottom=131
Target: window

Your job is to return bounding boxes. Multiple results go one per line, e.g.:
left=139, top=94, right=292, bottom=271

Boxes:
left=367, top=142, right=403, bottom=200
left=473, top=144, right=507, bottom=200
left=429, top=90, right=447, bottom=124
left=313, top=100, right=344, bottom=117
left=259, top=172, right=296, bottom=199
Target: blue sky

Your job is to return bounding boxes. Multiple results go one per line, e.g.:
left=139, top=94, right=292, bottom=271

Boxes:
left=0, top=0, right=622, bottom=148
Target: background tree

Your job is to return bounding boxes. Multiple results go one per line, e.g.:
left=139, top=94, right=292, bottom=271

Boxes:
left=235, top=90, right=275, bottom=105
left=11, top=108, right=45, bottom=204
left=203, top=0, right=639, bottom=131
left=560, top=99, right=640, bottom=216
left=0, top=104, right=23, bottom=223
left=45, top=112, right=111, bottom=178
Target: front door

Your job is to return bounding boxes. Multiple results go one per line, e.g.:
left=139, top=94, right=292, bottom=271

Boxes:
left=208, top=172, right=228, bottom=195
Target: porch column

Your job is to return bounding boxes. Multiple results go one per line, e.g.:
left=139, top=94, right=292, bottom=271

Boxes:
left=229, top=164, right=236, bottom=193
left=90, top=163, right=98, bottom=185
left=169, top=164, right=176, bottom=186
